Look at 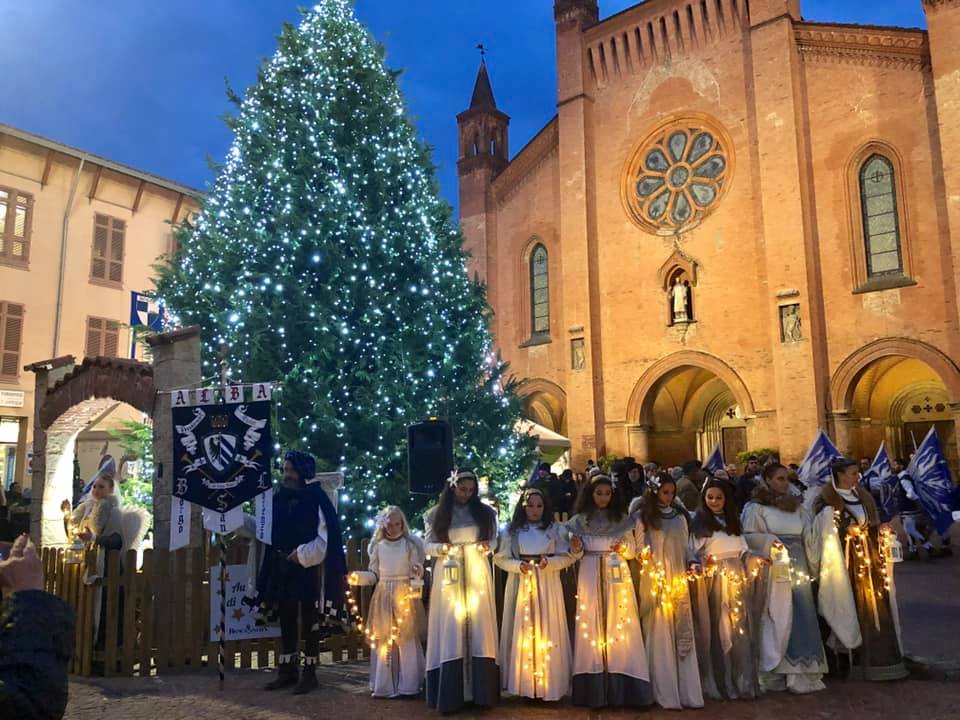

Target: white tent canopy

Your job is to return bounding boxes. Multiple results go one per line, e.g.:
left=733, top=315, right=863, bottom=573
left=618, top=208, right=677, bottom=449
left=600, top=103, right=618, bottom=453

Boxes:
left=515, top=418, right=571, bottom=449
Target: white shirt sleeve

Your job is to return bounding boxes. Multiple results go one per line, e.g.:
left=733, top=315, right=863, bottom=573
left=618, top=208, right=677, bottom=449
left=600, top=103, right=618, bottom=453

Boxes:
left=295, top=506, right=328, bottom=568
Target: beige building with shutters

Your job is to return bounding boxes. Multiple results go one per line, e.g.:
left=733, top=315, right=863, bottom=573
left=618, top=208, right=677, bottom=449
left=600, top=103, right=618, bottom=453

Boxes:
left=0, top=123, right=200, bottom=491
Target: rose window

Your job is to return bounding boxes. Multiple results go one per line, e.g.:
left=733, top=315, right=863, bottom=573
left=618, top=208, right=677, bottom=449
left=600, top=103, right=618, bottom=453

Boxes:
left=622, top=117, right=732, bottom=235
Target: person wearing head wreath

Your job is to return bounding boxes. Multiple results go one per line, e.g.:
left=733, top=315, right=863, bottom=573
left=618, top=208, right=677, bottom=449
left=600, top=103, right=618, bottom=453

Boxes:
left=742, top=463, right=827, bottom=694
left=565, top=472, right=654, bottom=709
left=348, top=505, right=426, bottom=698
left=422, top=469, right=500, bottom=712
left=809, top=458, right=908, bottom=682
left=256, top=450, right=347, bottom=695
left=494, top=486, right=576, bottom=701
left=633, top=472, right=704, bottom=709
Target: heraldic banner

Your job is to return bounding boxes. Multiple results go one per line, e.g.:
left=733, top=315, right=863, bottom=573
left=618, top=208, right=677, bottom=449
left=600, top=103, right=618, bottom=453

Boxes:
left=172, top=386, right=273, bottom=513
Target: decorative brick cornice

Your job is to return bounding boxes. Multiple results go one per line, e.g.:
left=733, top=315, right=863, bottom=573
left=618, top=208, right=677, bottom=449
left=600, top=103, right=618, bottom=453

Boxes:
left=492, top=118, right=559, bottom=204
left=922, top=0, right=959, bottom=14
left=795, top=23, right=930, bottom=71
left=554, top=0, right=599, bottom=31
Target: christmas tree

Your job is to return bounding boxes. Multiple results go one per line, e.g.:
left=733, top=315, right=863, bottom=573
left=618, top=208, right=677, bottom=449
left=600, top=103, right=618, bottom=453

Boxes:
left=157, top=0, right=534, bottom=535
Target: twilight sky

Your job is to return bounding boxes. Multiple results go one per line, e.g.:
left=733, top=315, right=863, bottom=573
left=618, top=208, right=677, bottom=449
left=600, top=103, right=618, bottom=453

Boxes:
left=0, top=1, right=926, bottom=211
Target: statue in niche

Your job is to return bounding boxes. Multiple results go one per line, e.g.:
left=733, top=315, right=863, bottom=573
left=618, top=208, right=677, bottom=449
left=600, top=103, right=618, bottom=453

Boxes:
left=670, top=276, right=692, bottom=324
left=780, top=304, right=802, bottom=342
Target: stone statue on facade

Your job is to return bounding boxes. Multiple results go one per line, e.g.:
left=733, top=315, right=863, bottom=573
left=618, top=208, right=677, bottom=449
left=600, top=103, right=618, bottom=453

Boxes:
left=671, top=277, right=690, bottom=324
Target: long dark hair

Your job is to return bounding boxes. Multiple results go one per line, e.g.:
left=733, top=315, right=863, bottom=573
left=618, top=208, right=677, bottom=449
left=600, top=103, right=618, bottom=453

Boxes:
left=430, top=471, right=495, bottom=543
left=692, top=478, right=742, bottom=537
left=508, top=487, right=554, bottom=533
left=572, top=474, right=626, bottom=522
left=640, top=472, right=680, bottom=531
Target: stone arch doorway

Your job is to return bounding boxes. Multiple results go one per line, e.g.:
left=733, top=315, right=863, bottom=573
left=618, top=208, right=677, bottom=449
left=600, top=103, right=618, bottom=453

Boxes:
left=626, top=352, right=755, bottom=467
left=829, top=338, right=960, bottom=476
left=26, top=357, right=154, bottom=546
left=519, top=379, right=567, bottom=436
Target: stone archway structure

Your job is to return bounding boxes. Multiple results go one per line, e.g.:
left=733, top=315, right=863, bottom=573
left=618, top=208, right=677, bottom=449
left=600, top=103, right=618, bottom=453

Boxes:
left=829, top=337, right=960, bottom=413
left=26, top=326, right=202, bottom=548
left=518, top=378, right=568, bottom=435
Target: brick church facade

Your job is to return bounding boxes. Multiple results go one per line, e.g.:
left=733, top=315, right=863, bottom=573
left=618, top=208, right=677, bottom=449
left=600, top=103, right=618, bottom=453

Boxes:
left=457, top=0, right=960, bottom=470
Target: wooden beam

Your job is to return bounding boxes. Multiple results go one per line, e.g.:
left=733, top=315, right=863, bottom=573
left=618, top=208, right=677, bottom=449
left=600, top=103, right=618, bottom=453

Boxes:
left=132, top=179, right=146, bottom=214
left=87, top=165, right=102, bottom=203
left=171, top=192, right=184, bottom=224
left=41, top=149, right=55, bottom=188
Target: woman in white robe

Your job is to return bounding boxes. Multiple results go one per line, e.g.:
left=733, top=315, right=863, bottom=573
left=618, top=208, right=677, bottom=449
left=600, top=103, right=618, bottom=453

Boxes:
left=423, top=470, right=499, bottom=712
left=494, top=487, right=574, bottom=701
left=688, top=477, right=762, bottom=701
left=567, top=473, right=654, bottom=709
left=635, top=473, right=704, bottom=710
left=742, top=463, right=827, bottom=694
left=350, top=506, right=427, bottom=698
left=810, top=459, right=907, bottom=682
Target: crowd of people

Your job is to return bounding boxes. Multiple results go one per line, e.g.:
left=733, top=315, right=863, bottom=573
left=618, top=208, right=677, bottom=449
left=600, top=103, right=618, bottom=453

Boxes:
left=320, top=453, right=920, bottom=713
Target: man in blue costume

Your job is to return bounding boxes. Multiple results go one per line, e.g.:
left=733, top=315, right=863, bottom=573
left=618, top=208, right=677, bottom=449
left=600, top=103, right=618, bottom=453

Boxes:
left=256, top=450, right=347, bottom=694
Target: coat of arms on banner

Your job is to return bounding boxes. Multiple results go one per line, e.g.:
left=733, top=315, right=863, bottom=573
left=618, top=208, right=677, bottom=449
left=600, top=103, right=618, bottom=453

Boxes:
left=172, top=399, right=273, bottom=512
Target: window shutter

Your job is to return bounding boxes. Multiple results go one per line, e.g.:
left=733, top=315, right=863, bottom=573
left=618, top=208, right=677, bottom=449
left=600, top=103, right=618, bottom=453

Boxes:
left=103, top=320, right=120, bottom=357
left=0, top=187, right=32, bottom=264
left=86, top=317, right=103, bottom=357
left=0, top=302, right=24, bottom=378
left=108, top=217, right=124, bottom=283
left=92, top=215, right=109, bottom=280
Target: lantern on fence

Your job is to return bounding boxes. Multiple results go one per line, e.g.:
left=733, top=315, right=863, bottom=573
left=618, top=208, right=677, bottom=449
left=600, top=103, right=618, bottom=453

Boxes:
left=607, top=551, right=624, bottom=585
left=64, top=537, right=85, bottom=565
left=442, top=550, right=460, bottom=587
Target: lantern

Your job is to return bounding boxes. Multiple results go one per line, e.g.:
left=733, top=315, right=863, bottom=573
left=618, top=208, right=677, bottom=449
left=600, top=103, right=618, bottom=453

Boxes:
left=64, top=538, right=85, bottom=565
left=888, top=535, right=904, bottom=563
left=772, top=544, right=791, bottom=583
left=608, top=551, right=624, bottom=584
left=443, top=553, right=460, bottom=586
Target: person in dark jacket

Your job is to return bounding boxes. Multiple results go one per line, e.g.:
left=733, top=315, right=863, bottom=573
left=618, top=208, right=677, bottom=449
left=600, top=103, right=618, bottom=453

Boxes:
left=734, top=456, right=762, bottom=511
left=0, top=534, right=74, bottom=720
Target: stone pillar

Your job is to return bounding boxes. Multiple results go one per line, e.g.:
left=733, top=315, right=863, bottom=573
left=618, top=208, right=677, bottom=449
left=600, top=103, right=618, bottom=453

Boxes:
left=828, top=412, right=855, bottom=458
left=147, top=326, right=202, bottom=550
left=27, top=357, right=75, bottom=546
left=14, top=415, right=28, bottom=489
left=747, top=7, right=830, bottom=462
left=554, top=0, right=606, bottom=462
left=627, top=424, right=652, bottom=463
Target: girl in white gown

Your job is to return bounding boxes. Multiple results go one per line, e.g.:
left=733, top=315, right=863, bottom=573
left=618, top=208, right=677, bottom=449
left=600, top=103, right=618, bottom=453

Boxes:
left=494, top=487, right=575, bottom=701
left=349, top=506, right=426, bottom=698
left=689, top=477, right=763, bottom=700
left=635, top=473, right=704, bottom=710
left=567, top=473, right=654, bottom=709
left=423, top=470, right=500, bottom=712
left=742, top=463, right=827, bottom=694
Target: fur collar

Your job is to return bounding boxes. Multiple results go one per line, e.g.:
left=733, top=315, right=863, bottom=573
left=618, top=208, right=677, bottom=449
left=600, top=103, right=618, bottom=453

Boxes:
left=816, top=481, right=880, bottom=526
left=751, top=484, right=802, bottom=513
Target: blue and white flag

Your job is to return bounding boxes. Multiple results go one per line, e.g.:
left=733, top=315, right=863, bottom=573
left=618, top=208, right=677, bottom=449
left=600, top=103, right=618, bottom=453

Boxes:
left=798, top=430, right=842, bottom=491
left=907, top=428, right=960, bottom=535
left=130, top=291, right=164, bottom=331
left=703, top=443, right=724, bottom=475
left=861, top=443, right=900, bottom=522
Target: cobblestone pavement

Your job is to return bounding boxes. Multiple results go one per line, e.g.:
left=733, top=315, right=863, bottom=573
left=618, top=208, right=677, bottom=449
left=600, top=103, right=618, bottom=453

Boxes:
left=66, top=665, right=960, bottom=720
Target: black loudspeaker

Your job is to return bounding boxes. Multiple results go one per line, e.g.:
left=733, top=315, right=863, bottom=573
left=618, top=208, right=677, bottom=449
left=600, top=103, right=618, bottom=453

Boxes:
left=408, top=419, right=454, bottom=496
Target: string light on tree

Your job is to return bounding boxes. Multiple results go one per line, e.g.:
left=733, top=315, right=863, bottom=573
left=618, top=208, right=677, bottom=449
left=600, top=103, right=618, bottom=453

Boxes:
left=156, top=0, right=534, bottom=536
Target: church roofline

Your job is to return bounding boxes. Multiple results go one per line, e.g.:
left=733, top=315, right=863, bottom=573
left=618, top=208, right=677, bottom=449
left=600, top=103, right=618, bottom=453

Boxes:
left=491, top=115, right=559, bottom=202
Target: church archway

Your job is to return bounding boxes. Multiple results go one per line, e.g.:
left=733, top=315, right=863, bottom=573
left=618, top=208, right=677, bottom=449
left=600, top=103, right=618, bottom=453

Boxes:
left=627, top=352, right=754, bottom=467
left=518, top=378, right=567, bottom=436
left=830, top=340, right=960, bottom=476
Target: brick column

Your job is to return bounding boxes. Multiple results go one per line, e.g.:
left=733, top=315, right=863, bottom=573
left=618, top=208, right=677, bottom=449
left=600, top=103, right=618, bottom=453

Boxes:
left=147, top=326, right=202, bottom=549
left=747, top=6, right=829, bottom=461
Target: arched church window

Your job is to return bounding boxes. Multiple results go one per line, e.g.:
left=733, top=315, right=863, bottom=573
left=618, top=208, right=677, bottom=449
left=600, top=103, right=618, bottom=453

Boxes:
left=530, top=244, right=549, bottom=336
left=859, top=154, right=903, bottom=277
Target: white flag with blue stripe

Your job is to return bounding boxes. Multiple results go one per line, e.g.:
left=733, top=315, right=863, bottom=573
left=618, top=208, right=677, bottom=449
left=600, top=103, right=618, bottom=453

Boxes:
left=861, top=443, right=900, bottom=522
left=798, top=430, right=842, bottom=491
left=907, top=428, right=960, bottom=535
left=703, top=443, right=724, bottom=474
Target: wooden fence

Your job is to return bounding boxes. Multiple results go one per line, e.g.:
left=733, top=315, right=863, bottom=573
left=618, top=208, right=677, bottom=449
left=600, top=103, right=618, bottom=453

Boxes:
left=42, top=536, right=373, bottom=678
left=44, top=513, right=576, bottom=678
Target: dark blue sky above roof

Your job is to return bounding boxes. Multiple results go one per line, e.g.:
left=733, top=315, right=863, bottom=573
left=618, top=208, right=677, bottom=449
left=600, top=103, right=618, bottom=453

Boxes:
left=1, top=1, right=925, bottom=210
